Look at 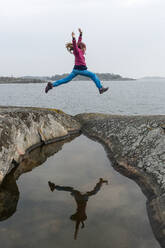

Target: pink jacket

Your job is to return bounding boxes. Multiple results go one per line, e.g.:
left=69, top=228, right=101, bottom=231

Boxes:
left=72, top=35, right=86, bottom=66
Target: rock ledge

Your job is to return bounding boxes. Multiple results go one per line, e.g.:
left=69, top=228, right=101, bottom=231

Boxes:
left=0, top=106, right=81, bottom=181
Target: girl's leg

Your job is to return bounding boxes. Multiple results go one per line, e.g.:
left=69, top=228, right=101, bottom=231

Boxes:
left=52, top=71, right=76, bottom=87
left=76, top=70, right=102, bottom=89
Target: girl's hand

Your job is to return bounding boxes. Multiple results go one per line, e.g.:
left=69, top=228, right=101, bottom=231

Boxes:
left=72, top=32, right=75, bottom=38
left=78, top=28, right=82, bottom=34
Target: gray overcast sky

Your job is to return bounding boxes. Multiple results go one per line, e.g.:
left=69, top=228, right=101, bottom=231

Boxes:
left=0, top=0, right=164, bottom=78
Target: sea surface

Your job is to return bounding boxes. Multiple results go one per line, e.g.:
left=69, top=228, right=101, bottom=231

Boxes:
left=0, top=79, right=163, bottom=248
left=0, top=79, right=164, bottom=115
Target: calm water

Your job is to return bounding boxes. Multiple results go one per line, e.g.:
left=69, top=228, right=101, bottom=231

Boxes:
left=0, top=79, right=164, bottom=115
left=0, top=136, right=160, bottom=248
left=0, top=80, right=163, bottom=247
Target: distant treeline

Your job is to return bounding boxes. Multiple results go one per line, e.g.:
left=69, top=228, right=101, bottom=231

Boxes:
left=0, top=73, right=135, bottom=84
left=49, top=73, right=135, bottom=81
left=0, top=77, right=46, bottom=84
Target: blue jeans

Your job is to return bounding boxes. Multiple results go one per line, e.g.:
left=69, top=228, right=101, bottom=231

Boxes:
left=52, top=69, right=102, bottom=89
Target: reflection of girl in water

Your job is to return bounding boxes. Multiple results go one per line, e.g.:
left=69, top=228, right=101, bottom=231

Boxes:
left=48, top=178, right=108, bottom=240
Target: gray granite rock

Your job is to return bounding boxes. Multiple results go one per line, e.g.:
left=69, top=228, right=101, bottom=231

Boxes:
left=0, top=106, right=81, bottom=182
left=0, top=107, right=165, bottom=247
left=75, top=113, right=165, bottom=247
left=76, top=114, right=165, bottom=193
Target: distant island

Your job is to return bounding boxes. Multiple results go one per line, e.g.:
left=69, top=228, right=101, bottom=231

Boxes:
left=0, top=77, right=45, bottom=84
left=0, top=73, right=135, bottom=84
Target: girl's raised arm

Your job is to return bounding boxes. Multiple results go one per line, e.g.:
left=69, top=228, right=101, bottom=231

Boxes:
left=72, top=31, right=79, bottom=54
left=78, top=28, right=83, bottom=43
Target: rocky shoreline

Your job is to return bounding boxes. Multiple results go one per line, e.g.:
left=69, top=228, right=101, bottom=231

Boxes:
left=0, top=106, right=81, bottom=182
left=75, top=113, right=165, bottom=194
left=0, top=107, right=164, bottom=247
left=75, top=113, right=165, bottom=247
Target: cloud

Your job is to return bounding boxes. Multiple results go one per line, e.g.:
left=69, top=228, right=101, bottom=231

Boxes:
left=0, top=0, right=165, bottom=76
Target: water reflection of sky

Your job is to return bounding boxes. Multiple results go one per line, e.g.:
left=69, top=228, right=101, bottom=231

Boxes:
left=0, top=135, right=160, bottom=248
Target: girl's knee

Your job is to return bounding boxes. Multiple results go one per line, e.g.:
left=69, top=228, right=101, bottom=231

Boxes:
left=92, top=74, right=98, bottom=81
left=87, top=72, right=95, bottom=79
left=91, top=75, right=98, bottom=81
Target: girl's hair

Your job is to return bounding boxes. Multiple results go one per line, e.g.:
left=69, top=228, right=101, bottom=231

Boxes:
left=66, top=42, right=74, bottom=54
left=66, top=42, right=86, bottom=54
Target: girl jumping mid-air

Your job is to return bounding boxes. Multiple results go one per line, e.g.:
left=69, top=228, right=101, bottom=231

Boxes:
left=45, top=28, right=109, bottom=94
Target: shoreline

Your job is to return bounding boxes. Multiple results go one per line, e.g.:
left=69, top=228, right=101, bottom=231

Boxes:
left=0, top=107, right=164, bottom=247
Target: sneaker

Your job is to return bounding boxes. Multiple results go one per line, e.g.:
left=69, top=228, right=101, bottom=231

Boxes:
left=99, top=87, right=109, bottom=94
left=48, top=181, right=56, bottom=192
left=45, top=82, right=53, bottom=93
